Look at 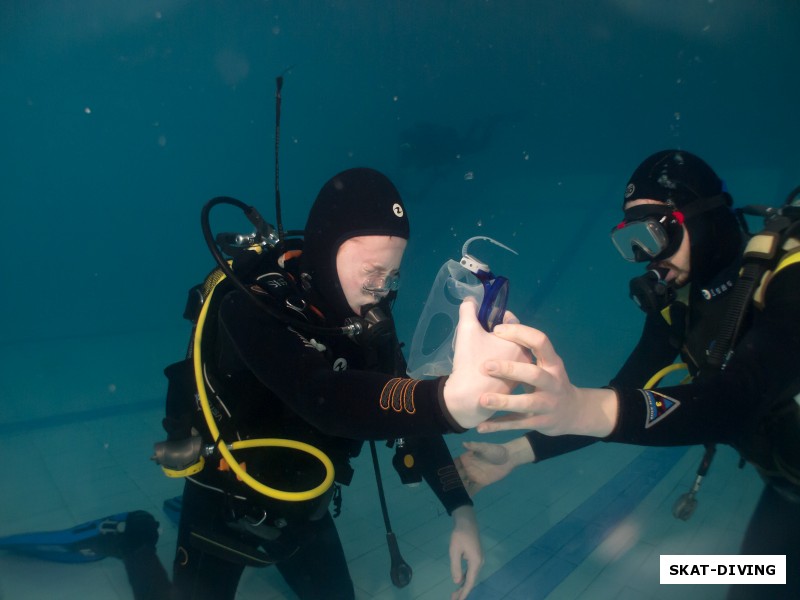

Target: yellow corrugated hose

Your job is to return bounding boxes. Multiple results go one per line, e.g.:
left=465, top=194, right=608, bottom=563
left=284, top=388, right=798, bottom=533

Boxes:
left=193, top=273, right=335, bottom=502
left=645, top=362, right=690, bottom=389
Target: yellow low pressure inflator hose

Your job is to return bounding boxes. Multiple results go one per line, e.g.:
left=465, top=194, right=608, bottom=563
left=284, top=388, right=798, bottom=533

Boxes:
left=193, top=273, right=335, bottom=502
left=644, top=362, right=690, bottom=389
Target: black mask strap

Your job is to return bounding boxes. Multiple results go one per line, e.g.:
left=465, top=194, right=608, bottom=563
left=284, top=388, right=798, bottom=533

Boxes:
left=677, top=193, right=731, bottom=220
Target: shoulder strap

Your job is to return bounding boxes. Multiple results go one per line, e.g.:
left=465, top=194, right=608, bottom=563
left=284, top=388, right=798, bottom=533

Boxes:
left=772, top=244, right=800, bottom=278
left=706, top=217, right=799, bottom=370
left=752, top=228, right=800, bottom=308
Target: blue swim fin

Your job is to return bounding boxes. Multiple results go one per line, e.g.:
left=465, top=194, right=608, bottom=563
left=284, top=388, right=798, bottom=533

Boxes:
left=0, top=512, right=130, bottom=563
left=0, top=510, right=161, bottom=564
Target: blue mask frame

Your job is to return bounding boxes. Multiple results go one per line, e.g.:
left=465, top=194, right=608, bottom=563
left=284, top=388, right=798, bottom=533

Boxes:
left=475, top=271, right=509, bottom=331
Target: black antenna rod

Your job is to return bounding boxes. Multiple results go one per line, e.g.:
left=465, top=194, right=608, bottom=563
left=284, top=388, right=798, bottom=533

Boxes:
left=274, top=74, right=285, bottom=245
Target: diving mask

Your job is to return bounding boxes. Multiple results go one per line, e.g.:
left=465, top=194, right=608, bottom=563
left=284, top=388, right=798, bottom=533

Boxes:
left=459, top=244, right=512, bottom=332
left=611, top=205, right=685, bottom=263
left=406, top=236, right=517, bottom=378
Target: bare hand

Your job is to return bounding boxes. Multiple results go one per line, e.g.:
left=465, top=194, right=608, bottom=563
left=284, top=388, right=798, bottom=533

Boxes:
left=449, top=506, right=483, bottom=600
left=476, top=323, right=618, bottom=438
left=455, top=441, right=513, bottom=496
left=443, top=299, right=532, bottom=429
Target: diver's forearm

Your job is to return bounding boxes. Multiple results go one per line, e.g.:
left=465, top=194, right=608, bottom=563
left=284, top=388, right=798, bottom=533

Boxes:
left=574, top=387, right=619, bottom=438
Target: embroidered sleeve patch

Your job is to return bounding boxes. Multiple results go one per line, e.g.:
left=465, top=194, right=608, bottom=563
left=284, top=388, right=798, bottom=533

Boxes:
left=437, top=465, right=463, bottom=492
left=640, top=389, right=681, bottom=428
left=379, top=378, right=419, bottom=415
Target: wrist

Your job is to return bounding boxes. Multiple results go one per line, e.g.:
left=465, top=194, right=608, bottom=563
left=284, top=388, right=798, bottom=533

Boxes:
left=574, top=387, right=618, bottom=437
left=441, top=376, right=490, bottom=430
left=439, top=377, right=469, bottom=432
left=504, top=436, right=535, bottom=467
left=451, top=505, right=476, bottom=523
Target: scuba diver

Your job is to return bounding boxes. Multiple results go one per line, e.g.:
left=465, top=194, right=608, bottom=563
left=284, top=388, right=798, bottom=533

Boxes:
left=1, top=74, right=526, bottom=600
left=0, top=168, right=526, bottom=600
left=152, top=167, right=526, bottom=600
left=456, top=150, right=800, bottom=599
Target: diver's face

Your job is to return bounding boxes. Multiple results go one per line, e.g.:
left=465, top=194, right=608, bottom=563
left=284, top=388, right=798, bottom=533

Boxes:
left=336, top=235, right=407, bottom=316
left=624, top=199, right=691, bottom=287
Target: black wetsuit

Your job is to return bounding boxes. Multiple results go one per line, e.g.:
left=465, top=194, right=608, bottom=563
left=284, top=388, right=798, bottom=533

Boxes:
left=525, top=260, right=800, bottom=598
left=170, top=278, right=470, bottom=600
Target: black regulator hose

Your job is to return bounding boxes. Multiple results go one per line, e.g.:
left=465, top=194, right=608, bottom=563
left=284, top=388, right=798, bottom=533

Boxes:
left=275, top=75, right=285, bottom=244
left=199, top=196, right=358, bottom=339
left=368, top=440, right=413, bottom=588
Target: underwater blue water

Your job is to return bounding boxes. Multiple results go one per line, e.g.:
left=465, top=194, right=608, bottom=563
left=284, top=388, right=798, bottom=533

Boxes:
left=2, top=0, right=799, bottom=346
left=1, top=2, right=798, bottom=599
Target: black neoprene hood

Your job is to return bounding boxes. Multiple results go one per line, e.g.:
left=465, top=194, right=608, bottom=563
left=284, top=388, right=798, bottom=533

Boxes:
left=624, top=149, right=726, bottom=210
left=302, top=168, right=410, bottom=321
left=623, top=150, right=743, bottom=287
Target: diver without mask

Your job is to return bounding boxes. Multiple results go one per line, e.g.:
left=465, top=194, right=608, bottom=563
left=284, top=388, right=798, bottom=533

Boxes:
left=611, top=204, right=685, bottom=313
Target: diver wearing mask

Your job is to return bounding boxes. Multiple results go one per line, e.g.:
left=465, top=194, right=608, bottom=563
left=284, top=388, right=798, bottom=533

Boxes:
left=517, top=150, right=748, bottom=464
left=457, top=150, right=800, bottom=599
left=610, top=149, right=744, bottom=378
